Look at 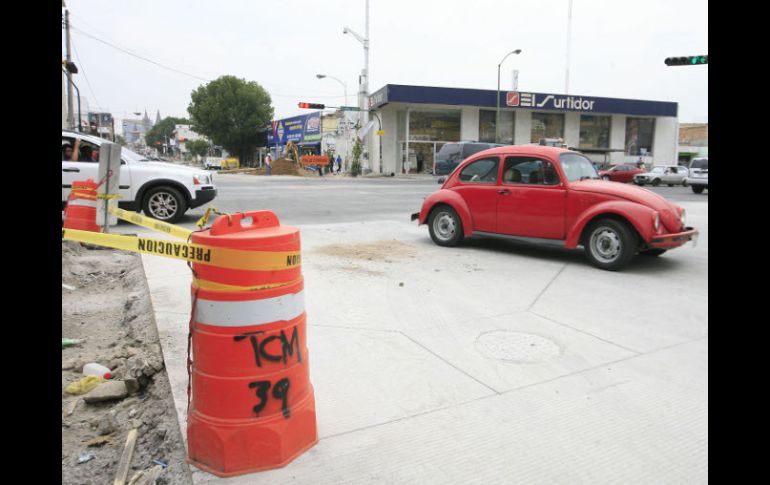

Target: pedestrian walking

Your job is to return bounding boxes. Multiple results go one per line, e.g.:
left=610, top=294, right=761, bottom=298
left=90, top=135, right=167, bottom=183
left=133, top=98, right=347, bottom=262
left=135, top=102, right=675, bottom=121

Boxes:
left=335, top=155, right=342, bottom=174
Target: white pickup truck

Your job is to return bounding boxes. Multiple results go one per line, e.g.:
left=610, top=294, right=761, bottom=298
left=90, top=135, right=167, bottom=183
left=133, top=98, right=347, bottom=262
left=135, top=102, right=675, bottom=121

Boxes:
left=62, top=130, right=217, bottom=223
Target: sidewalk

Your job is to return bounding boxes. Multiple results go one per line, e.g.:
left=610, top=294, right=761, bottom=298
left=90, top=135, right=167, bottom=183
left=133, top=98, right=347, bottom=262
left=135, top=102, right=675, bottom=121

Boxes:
left=130, top=205, right=708, bottom=483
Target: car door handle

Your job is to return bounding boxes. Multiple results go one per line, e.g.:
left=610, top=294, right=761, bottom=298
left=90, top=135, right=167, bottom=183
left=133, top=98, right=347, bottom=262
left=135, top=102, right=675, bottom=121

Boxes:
left=62, top=168, right=80, bottom=173
left=498, top=189, right=510, bottom=195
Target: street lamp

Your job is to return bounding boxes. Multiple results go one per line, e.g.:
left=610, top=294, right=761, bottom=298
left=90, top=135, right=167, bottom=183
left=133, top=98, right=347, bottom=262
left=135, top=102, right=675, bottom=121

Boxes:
left=315, top=74, right=348, bottom=106
left=496, top=49, right=522, bottom=144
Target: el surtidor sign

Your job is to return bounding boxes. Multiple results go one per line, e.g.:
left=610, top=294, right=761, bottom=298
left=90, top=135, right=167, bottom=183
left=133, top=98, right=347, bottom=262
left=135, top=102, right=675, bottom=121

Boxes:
left=268, top=112, right=321, bottom=145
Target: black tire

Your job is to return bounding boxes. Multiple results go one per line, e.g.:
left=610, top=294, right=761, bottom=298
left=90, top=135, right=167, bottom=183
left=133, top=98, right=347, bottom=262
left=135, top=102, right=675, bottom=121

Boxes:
left=691, top=186, right=704, bottom=194
left=142, top=186, right=187, bottom=223
left=427, top=205, right=464, bottom=247
left=583, top=219, right=638, bottom=271
left=602, top=175, right=611, bottom=181
left=667, top=184, right=674, bottom=187
left=651, top=178, right=661, bottom=187
left=640, top=248, right=667, bottom=257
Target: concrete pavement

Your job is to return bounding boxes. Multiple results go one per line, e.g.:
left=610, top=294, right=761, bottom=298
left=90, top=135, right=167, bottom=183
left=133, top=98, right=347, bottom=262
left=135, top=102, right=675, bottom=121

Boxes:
left=118, top=190, right=707, bottom=483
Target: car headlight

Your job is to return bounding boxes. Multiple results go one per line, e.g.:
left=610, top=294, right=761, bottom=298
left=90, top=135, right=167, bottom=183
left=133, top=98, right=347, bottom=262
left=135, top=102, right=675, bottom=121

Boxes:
left=680, top=209, right=686, bottom=227
left=194, top=174, right=210, bottom=185
left=653, top=212, right=660, bottom=231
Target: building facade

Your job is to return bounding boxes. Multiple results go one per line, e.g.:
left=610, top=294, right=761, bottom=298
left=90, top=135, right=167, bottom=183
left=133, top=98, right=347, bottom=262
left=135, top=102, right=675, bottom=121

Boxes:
left=367, top=84, right=679, bottom=175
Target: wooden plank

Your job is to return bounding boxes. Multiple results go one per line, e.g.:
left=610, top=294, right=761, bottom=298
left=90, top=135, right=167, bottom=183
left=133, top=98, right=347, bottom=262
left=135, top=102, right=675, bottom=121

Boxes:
left=114, top=428, right=139, bottom=485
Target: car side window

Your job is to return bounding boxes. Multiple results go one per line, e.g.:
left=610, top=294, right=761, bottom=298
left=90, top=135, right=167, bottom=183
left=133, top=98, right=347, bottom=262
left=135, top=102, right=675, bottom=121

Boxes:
left=62, top=137, right=76, bottom=161
left=458, top=157, right=499, bottom=184
left=502, top=157, right=559, bottom=185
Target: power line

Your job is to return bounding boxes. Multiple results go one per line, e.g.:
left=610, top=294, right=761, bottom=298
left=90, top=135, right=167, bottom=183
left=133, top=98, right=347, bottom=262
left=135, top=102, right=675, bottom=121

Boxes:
left=70, top=36, right=103, bottom=113
left=71, top=26, right=211, bottom=82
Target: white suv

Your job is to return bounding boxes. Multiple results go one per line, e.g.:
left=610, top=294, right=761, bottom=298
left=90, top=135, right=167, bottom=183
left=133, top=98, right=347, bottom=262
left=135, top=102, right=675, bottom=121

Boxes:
left=686, top=157, right=708, bottom=194
left=62, top=130, right=217, bottom=223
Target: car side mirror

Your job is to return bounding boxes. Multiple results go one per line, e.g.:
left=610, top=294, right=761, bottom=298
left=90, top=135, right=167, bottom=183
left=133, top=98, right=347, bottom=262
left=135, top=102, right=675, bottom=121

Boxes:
left=437, top=177, right=446, bottom=184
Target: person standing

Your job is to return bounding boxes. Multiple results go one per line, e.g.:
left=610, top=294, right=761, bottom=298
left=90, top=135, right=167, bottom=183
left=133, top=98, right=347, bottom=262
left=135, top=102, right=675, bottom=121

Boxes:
left=264, top=152, right=272, bottom=176
left=335, top=154, right=342, bottom=174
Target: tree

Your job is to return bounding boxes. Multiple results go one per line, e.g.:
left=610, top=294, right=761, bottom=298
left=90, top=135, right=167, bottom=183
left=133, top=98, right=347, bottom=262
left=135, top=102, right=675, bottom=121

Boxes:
left=351, top=138, right=363, bottom=177
left=145, top=116, right=189, bottom=150
left=187, top=75, right=273, bottom=167
left=186, top=139, right=211, bottom=161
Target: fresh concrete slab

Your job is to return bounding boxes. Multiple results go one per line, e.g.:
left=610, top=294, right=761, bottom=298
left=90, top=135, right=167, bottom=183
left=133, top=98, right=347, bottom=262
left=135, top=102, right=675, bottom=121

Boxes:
left=118, top=198, right=707, bottom=484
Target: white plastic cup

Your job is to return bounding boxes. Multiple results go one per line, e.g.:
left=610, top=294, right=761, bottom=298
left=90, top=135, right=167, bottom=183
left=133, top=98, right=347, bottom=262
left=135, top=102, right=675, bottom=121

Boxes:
left=83, top=363, right=112, bottom=379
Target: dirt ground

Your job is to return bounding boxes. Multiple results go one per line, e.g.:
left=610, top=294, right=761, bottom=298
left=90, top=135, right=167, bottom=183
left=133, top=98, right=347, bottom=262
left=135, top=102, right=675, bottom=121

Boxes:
left=62, top=241, right=192, bottom=485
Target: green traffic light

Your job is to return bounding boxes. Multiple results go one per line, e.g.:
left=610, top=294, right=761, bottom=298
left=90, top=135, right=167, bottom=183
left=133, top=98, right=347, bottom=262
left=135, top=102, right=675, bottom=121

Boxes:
left=691, top=57, right=698, bottom=64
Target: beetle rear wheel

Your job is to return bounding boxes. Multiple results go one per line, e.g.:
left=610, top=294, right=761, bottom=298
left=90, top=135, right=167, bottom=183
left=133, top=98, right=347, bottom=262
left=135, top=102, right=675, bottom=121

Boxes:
left=428, top=206, right=463, bottom=247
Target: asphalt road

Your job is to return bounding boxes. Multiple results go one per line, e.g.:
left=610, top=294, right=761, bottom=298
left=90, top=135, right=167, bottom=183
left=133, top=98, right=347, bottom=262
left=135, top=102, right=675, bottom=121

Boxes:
left=164, top=174, right=708, bottom=229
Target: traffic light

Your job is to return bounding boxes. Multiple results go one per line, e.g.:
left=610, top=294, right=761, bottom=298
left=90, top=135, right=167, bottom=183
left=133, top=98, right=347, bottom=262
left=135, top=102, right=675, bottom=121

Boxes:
left=665, top=55, right=708, bottom=66
left=298, top=102, right=325, bottom=109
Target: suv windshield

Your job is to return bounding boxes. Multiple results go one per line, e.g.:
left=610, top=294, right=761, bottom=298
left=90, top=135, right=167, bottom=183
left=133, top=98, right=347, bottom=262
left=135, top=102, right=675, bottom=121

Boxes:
left=690, top=158, right=708, bottom=170
left=462, top=143, right=495, bottom=158
left=560, top=153, right=599, bottom=181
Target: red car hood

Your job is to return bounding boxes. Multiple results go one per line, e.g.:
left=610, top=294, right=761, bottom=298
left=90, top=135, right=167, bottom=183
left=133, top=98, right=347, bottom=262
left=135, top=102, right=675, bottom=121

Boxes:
left=570, top=180, right=683, bottom=231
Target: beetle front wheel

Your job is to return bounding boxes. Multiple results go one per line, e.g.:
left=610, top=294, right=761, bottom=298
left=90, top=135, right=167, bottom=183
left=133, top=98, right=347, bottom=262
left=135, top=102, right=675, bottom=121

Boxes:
left=583, top=219, right=638, bottom=271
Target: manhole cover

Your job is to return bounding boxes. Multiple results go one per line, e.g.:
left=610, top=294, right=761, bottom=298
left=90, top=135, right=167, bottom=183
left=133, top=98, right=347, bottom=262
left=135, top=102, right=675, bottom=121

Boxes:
left=475, top=331, right=561, bottom=363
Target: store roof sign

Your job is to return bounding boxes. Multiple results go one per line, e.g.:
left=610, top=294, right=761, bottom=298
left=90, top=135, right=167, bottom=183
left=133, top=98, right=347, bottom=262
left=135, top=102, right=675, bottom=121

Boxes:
left=506, top=91, right=596, bottom=111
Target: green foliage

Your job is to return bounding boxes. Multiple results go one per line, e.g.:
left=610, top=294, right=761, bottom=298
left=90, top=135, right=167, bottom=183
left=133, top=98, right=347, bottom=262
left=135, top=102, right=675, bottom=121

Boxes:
left=351, top=138, right=363, bottom=176
left=145, top=116, right=189, bottom=149
left=114, top=135, right=127, bottom=146
left=186, top=139, right=211, bottom=159
left=187, top=75, right=273, bottom=167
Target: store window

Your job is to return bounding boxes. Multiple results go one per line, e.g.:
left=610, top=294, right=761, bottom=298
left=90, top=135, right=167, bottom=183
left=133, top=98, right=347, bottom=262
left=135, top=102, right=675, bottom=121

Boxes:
left=579, top=115, right=611, bottom=149
left=479, top=110, right=514, bottom=144
left=530, top=113, right=565, bottom=143
left=408, top=110, right=461, bottom=142
left=625, top=118, right=655, bottom=156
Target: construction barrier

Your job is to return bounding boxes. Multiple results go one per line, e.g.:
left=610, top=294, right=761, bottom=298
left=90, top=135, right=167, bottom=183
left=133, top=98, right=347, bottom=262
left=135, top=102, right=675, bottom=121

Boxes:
left=63, top=179, right=101, bottom=232
left=62, top=208, right=318, bottom=477
left=187, top=211, right=317, bottom=477
left=299, top=155, right=330, bottom=166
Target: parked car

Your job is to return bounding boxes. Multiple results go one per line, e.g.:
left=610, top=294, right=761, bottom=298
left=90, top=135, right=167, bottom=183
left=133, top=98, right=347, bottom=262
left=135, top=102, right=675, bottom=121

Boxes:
left=434, top=141, right=504, bottom=175
left=411, top=146, right=697, bottom=271
left=633, top=165, right=689, bottom=187
left=686, top=157, right=708, bottom=194
left=62, top=130, right=217, bottom=223
left=204, top=156, right=223, bottom=170
left=597, top=164, right=646, bottom=183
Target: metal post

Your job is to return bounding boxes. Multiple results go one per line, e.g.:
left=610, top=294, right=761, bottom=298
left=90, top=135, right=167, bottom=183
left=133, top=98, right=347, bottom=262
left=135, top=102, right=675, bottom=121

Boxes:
left=64, top=9, right=75, bottom=130
left=496, top=64, right=501, bottom=144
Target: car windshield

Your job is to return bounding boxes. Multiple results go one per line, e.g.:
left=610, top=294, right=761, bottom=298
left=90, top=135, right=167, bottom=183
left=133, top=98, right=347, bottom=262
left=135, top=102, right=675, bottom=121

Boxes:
left=690, top=158, right=708, bottom=170
left=121, top=146, right=150, bottom=162
left=560, top=153, right=599, bottom=181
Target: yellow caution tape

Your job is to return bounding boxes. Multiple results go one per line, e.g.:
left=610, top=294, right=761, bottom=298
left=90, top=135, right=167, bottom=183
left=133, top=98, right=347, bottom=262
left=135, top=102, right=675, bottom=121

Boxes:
left=195, top=206, right=231, bottom=230
left=62, top=228, right=301, bottom=270
left=191, top=276, right=302, bottom=292
left=108, top=206, right=193, bottom=240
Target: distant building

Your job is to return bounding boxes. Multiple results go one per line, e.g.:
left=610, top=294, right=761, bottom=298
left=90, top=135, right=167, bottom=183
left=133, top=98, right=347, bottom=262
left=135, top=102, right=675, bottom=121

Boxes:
left=173, top=124, right=205, bottom=153
left=678, top=123, right=708, bottom=163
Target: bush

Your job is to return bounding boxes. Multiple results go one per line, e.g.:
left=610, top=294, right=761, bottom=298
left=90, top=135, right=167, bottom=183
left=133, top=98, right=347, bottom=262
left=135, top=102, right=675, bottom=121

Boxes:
left=351, top=138, right=363, bottom=177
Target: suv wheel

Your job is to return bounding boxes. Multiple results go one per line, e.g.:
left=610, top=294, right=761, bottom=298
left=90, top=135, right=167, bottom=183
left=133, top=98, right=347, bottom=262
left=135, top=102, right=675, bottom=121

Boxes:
left=651, top=178, right=661, bottom=187
left=428, top=206, right=463, bottom=247
left=692, top=186, right=704, bottom=194
left=143, top=186, right=187, bottom=223
left=583, top=219, right=638, bottom=271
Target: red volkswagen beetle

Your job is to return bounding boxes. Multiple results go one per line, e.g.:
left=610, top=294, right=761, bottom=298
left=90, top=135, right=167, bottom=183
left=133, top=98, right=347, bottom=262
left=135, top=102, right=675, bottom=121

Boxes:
left=411, top=146, right=698, bottom=270
left=597, top=164, right=646, bottom=183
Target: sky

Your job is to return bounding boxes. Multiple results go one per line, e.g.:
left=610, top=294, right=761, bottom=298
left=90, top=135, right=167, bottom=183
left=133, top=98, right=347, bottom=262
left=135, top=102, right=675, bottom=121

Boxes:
left=63, top=0, right=708, bottom=135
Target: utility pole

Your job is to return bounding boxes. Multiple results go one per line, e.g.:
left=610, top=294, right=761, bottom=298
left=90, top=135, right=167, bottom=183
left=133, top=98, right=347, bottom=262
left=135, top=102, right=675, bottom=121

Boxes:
left=565, top=0, right=573, bottom=94
left=64, top=8, right=75, bottom=129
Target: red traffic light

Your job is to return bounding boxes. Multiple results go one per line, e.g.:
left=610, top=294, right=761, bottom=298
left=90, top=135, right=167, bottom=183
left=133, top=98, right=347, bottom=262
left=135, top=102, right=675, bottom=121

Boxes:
left=298, top=102, right=325, bottom=109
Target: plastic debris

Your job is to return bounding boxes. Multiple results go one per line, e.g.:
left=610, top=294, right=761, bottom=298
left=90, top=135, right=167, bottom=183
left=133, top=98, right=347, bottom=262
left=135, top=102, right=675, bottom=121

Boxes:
left=152, top=459, right=168, bottom=469
left=65, top=375, right=104, bottom=395
left=62, top=338, right=83, bottom=349
left=78, top=452, right=95, bottom=464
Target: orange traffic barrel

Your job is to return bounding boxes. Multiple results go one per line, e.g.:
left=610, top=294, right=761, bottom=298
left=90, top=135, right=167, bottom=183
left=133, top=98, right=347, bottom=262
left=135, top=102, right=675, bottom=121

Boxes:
left=186, top=211, right=317, bottom=477
left=191, top=211, right=301, bottom=290
left=63, top=179, right=101, bottom=232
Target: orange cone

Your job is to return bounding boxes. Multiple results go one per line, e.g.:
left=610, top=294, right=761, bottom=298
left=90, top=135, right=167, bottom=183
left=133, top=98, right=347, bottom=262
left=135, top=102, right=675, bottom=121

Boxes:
left=186, top=211, right=317, bottom=477
left=63, top=179, right=101, bottom=232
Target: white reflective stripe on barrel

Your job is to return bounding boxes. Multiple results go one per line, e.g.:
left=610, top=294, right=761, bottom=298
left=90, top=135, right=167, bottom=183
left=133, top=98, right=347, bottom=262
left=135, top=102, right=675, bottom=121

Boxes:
left=68, top=199, right=97, bottom=208
left=195, top=290, right=305, bottom=327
